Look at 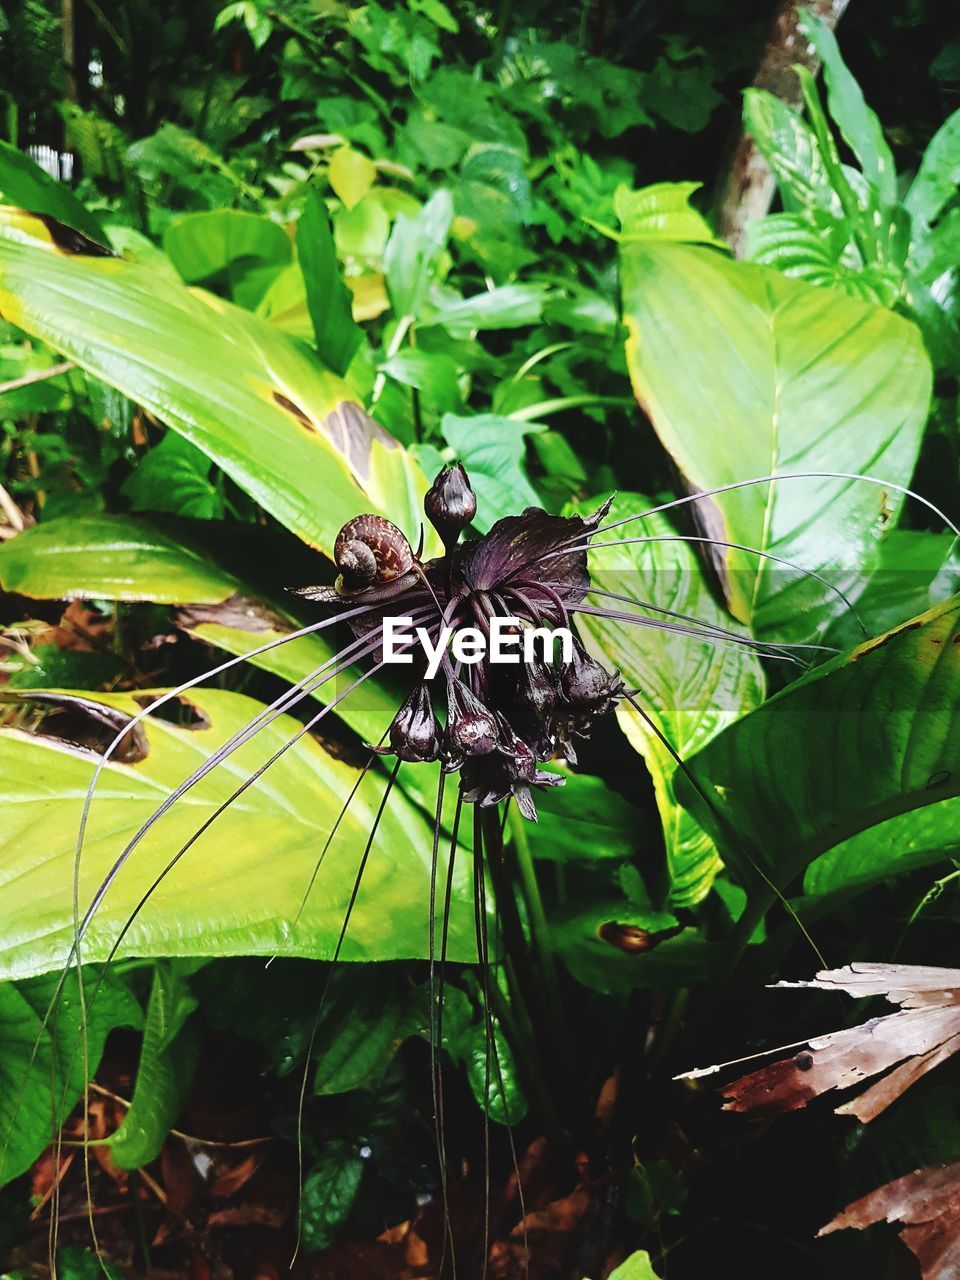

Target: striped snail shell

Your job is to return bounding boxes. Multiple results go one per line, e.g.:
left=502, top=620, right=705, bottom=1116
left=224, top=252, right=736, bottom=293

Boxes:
left=334, top=515, right=414, bottom=589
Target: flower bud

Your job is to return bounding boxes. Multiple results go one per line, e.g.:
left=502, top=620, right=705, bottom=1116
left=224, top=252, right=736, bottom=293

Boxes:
left=424, top=462, right=477, bottom=549
left=559, top=641, right=622, bottom=715
left=446, top=678, right=498, bottom=759
left=516, top=654, right=558, bottom=721
left=379, top=682, right=441, bottom=763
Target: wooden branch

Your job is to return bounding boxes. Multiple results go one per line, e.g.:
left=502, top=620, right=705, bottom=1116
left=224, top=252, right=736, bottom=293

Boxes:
left=716, top=0, right=852, bottom=257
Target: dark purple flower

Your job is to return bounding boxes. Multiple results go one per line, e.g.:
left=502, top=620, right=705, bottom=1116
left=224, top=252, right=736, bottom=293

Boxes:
left=293, top=468, right=622, bottom=817
left=377, top=681, right=441, bottom=763
left=424, top=461, right=477, bottom=550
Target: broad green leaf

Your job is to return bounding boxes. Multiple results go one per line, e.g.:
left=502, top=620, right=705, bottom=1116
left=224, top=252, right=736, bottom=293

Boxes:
left=577, top=494, right=764, bottom=906
left=378, top=348, right=462, bottom=414
left=549, top=897, right=706, bottom=995
left=420, top=282, right=548, bottom=334
left=328, top=146, right=377, bottom=210
left=608, top=1251, right=663, bottom=1280
left=0, top=970, right=141, bottom=1185
left=0, top=515, right=240, bottom=604
left=384, top=188, right=453, bottom=320
left=746, top=210, right=901, bottom=306
left=680, top=595, right=960, bottom=895
left=312, top=968, right=418, bottom=1096
left=613, top=181, right=725, bottom=247
left=300, top=1140, right=364, bottom=1254
left=0, top=512, right=398, bottom=746
left=122, top=433, right=224, bottom=520
left=0, top=687, right=476, bottom=981
left=804, top=799, right=960, bottom=899
left=48, top=1247, right=125, bottom=1280
left=298, top=189, right=363, bottom=376
left=825, top=529, right=960, bottom=651
left=162, top=210, right=291, bottom=292
left=742, top=89, right=833, bottom=212
left=108, top=962, right=198, bottom=1169
left=799, top=10, right=897, bottom=207
left=0, top=209, right=427, bottom=555
left=528, top=771, right=649, bottom=864
left=0, top=141, right=107, bottom=245
left=905, top=108, right=960, bottom=229
left=423, top=983, right=527, bottom=1124
left=440, top=413, right=543, bottom=529
left=620, top=242, right=931, bottom=641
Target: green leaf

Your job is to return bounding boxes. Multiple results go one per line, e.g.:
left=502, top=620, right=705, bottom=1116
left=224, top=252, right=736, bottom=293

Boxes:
left=613, top=182, right=725, bottom=247
left=378, top=348, right=462, bottom=414
left=742, top=89, right=833, bottom=212
left=0, top=970, right=141, bottom=1185
left=122, top=433, right=225, bottom=520
left=577, top=494, right=764, bottom=905
left=0, top=209, right=428, bottom=556
left=0, top=513, right=398, bottom=745
left=327, top=146, right=377, bottom=211
left=608, top=1251, right=663, bottom=1280
left=431, top=984, right=527, bottom=1124
left=440, top=413, right=543, bottom=529
left=300, top=1140, right=364, bottom=1253
left=47, top=1247, right=124, bottom=1280
left=312, top=969, right=419, bottom=1096
left=680, top=595, right=960, bottom=895
left=528, top=771, right=648, bottom=864
left=419, top=283, right=548, bottom=334
left=384, top=189, right=453, bottom=320
left=108, top=962, right=198, bottom=1169
left=799, top=10, right=898, bottom=207
left=905, top=108, right=960, bottom=230
left=298, top=189, right=363, bottom=376
left=0, top=687, right=476, bottom=980
left=803, top=798, right=960, bottom=899
left=746, top=210, right=900, bottom=305
left=619, top=242, right=931, bottom=641
left=0, top=141, right=107, bottom=246
left=0, top=515, right=240, bottom=604
left=162, top=210, right=291, bottom=298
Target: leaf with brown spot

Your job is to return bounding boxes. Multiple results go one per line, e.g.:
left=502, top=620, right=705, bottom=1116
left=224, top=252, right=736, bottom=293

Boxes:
left=0, top=208, right=431, bottom=554
left=819, top=1159, right=960, bottom=1280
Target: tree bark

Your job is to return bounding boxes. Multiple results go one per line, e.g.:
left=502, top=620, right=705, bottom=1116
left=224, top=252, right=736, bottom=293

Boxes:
left=716, top=0, right=852, bottom=257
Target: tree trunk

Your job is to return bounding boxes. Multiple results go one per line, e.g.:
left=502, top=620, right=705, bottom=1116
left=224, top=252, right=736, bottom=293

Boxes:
left=716, top=0, right=852, bottom=257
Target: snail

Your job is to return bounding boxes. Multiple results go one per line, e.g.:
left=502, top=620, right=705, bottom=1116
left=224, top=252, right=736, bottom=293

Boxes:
left=291, top=514, right=422, bottom=604
left=335, top=515, right=414, bottom=589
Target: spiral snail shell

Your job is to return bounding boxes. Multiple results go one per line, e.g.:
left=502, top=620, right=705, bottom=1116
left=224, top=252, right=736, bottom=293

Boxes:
left=334, top=515, right=415, bottom=591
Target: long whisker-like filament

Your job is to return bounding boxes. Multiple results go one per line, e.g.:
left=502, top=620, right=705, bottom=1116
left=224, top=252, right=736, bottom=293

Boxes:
left=562, top=531, right=867, bottom=636
left=473, top=806, right=492, bottom=1280
left=279, top=730, right=390, bottom=955
left=590, top=471, right=960, bottom=540
left=90, top=659, right=390, bottom=991
left=571, top=604, right=809, bottom=666
left=291, top=758, right=403, bottom=1266
left=39, top=638, right=393, bottom=1260
left=435, top=785, right=464, bottom=1280
left=584, top=586, right=836, bottom=654
left=621, top=690, right=827, bottom=970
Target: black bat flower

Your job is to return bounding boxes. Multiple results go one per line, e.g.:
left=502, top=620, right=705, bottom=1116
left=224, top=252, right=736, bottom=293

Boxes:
left=296, top=463, right=621, bottom=820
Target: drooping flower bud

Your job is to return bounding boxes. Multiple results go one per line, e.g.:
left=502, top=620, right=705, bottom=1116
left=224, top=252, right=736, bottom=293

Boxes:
left=516, top=653, right=559, bottom=722
left=424, top=462, right=477, bottom=549
left=378, top=682, right=441, bottom=763
left=559, top=641, right=622, bottom=717
left=445, top=678, right=498, bottom=761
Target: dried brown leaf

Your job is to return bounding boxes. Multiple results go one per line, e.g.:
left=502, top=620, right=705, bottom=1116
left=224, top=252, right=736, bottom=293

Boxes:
left=819, top=1159, right=960, bottom=1280
left=679, top=964, right=960, bottom=1123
